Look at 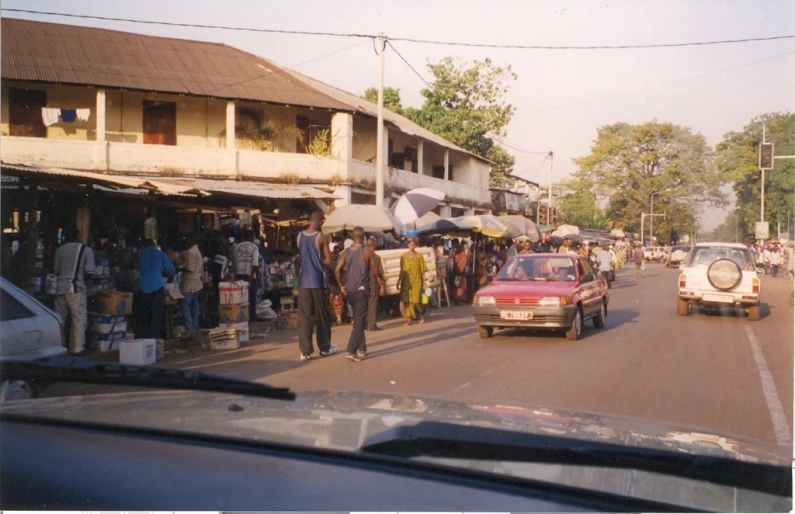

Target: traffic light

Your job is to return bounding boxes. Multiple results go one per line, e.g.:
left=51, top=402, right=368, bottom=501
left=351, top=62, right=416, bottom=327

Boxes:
left=759, top=143, right=774, bottom=169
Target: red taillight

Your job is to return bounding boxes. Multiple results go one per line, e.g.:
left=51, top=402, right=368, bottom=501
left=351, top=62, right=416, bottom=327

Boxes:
left=752, top=278, right=760, bottom=293
left=679, top=274, right=686, bottom=288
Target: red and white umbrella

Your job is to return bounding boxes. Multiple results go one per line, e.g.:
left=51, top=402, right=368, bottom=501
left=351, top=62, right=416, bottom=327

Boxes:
left=391, top=188, right=445, bottom=227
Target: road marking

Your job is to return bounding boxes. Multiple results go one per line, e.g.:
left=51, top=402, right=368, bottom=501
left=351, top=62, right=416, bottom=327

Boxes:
left=450, top=368, right=493, bottom=393
left=745, top=325, right=792, bottom=446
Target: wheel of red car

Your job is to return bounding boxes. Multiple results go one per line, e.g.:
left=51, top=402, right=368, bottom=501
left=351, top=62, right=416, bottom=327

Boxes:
left=706, top=259, right=743, bottom=291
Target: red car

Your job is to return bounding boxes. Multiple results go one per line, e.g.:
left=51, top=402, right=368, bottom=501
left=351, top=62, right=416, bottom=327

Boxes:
left=471, top=253, right=609, bottom=341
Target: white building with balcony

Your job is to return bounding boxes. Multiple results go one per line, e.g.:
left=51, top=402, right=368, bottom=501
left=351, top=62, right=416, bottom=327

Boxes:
left=0, top=18, right=492, bottom=216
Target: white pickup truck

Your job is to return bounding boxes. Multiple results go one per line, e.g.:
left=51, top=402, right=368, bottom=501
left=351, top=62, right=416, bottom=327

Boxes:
left=644, top=246, right=664, bottom=262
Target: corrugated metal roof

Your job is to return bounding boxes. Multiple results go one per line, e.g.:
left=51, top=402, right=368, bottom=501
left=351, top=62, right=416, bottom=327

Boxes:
left=282, top=67, right=492, bottom=164
left=1, top=18, right=350, bottom=111
left=0, top=163, right=339, bottom=200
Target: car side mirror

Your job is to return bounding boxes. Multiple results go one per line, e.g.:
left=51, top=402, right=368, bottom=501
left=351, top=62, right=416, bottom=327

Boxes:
left=580, top=273, right=595, bottom=283
left=678, top=264, right=684, bottom=270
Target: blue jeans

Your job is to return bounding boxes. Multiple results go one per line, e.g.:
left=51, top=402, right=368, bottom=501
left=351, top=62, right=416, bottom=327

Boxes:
left=181, top=291, right=200, bottom=330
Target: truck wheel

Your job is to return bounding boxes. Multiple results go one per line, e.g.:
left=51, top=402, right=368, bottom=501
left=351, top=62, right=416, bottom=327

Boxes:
left=477, top=326, right=493, bottom=339
left=748, top=305, right=761, bottom=321
left=565, top=308, right=582, bottom=341
left=677, top=298, right=689, bottom=316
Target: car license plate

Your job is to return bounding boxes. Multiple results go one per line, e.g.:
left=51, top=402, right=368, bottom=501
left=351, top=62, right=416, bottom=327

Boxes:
left=500, top=310, right=533, bottom=320
left=703, top=293, right=733, bottom=304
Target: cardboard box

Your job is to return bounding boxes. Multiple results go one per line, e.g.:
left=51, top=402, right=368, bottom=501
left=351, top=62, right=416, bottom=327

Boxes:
left=224, top=322, right=249, bottom=343
left=155, top=339, right=165, bottom=361
left=87, top=314, right=128, bottom=335
left=209, top=327, right=240, bottom=350
left=119, top=339, right=157, bottom=365
left=90, top=290, right=133, bottom=316
left=285, top=311, right=298, bottom=330
left=218, top=302, right=250, bottom=324
left=219, top=281, right=249, bottom=305
left=88, top=331, right=125, bottom=352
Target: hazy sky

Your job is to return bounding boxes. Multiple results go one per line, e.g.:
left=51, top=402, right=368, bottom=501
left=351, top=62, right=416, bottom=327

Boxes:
left=5, top=0, right=795, bottom=229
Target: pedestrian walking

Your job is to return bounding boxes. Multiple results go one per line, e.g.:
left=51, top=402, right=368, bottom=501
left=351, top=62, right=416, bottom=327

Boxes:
left=335, top=227, right=384, bottom=362
left=769, top=246, right=782, bottom=277
left=136, top=238, right=175, bottom=339
left=232, top=230, right=259, bottom=322
left=453, top=244, right=469, bottom=304
left=327, top=247, right=346, bottom=325
left=180, top=234, right=203, bottom=340
left=296, top=212, right=337, bottom=361
left=52, top=227, right=96, bottom=355
left=399, top=238, right=428, bottom=326
left=633, top=242, right=645, bottom=279
left=593, top=243, right=614, bottom=289
left=366, top=237, right=386, bottom=331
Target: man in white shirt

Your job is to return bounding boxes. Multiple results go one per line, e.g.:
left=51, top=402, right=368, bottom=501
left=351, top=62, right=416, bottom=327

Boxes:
left=506, top=239, right=518, bottom=262
left=769, top=246, right=782, bottom=277
left=53, top=227, right=96, bottom=355
left=233, top=230, right=260, bottom=321
left=592, top=243, right=614, bottom=289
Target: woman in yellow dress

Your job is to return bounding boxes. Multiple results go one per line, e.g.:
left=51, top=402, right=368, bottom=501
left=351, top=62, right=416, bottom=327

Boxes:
left=397, top=238, right=428, bottom=326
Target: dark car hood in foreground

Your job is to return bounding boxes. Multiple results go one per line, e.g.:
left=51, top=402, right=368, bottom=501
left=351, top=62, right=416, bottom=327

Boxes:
left=1, top=389, right=790, bottom=511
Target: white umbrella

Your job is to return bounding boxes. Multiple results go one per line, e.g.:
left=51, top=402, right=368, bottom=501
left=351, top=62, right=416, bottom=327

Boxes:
left=322, top=205, right=403, bottom=234
left=498, top=215, right=542, bottom=242
left=552, top=224, right=580, bottom=238
left=610, top=229, right=626, bottom=238
left=405, top=211, right=441, bottom=232
left=391, top=188, right=446, bottom=226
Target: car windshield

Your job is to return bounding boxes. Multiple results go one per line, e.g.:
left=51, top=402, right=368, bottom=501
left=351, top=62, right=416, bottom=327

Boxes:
left=496, top=256, right=577, bottom=281
left=687, top=246, right=752, bottom=268
left=1, top=3, right=792, bottom=512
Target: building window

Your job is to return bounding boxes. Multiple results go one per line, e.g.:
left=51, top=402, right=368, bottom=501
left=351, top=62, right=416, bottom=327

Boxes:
left=143, top=100, right=177, bottom=145
left=451, top=207, right=466, bottom=217
left=432, top=166, right=445, bottom=180
left=9, top=88, right=47, bottom=138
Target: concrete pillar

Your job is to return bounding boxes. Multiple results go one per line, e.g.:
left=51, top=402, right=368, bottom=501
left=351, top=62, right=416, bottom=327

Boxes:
left=440, top=203, right=452, bottom=218
left=225, top=101, right=235, bottom=150
left=444, top=149, right=450, bottom=181
left=380, top=125, right=390, bottom=204
left=95, top=89, right=106, bottom=142
left=417, top=139, right=424, bottom=176
left=332, top=185, right=351, bottom=208
left=331, top=112, right=353, bottom=180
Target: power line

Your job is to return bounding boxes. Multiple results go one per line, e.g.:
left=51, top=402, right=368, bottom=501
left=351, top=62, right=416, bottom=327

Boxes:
left=497, top=141, right=550, bottom=155
left=390, top=34, right=795, bottom=50
left=7, top=8, right=795, bottom=50
left=4, top=8, right=374, bottom=39
left=523, top=49, right=795, bottom=115
left=386, top=41, right=432, bottom=89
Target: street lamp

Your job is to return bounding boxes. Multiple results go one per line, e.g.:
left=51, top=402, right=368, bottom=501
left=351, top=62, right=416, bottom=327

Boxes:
left=649, top=189, right=672, bottom=242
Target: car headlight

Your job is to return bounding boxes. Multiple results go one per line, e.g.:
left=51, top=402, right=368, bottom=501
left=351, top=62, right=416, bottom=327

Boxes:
left=477, top=296, right=496, bottom=306
left=539, top=296, right=567, bottom=307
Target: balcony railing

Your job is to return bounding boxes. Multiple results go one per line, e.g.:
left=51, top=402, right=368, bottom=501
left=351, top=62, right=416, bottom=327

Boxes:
left=0, top=136, right=342, bottom=181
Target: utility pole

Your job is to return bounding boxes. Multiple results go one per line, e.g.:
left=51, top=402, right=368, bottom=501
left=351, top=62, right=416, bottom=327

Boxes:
left=375, top=33, right=386, bottom=208
left=547, top=151, right=553, bottom=226
left=761, top=123, right=766, bottom=223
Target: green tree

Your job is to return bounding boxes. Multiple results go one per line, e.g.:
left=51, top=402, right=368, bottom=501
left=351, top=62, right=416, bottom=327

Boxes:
left=706, top=210, right=742, bottom=242
left=572, top=120, right=724, bottom=235
left=556, top=178, right=607, bottom=229
left=362, top=86, right=404, bottom=115
left=715, top=112, right=794, bottom=237
left=403, top=57, right=518, bottom=188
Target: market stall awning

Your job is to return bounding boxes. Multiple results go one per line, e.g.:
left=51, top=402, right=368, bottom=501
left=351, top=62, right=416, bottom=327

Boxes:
left=1, top=163, right=340, bottom=201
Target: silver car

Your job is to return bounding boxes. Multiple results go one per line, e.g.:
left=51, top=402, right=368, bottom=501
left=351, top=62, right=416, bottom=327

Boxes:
left=0, top=277, right=66, bottom=400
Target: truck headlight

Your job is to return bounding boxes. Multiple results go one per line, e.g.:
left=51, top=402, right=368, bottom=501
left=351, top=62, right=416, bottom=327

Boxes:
left=477, top=296, right=496, bottom=306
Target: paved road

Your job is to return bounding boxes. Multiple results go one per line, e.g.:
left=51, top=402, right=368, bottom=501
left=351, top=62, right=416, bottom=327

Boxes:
left=45, top=262, right=794, bottom=448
